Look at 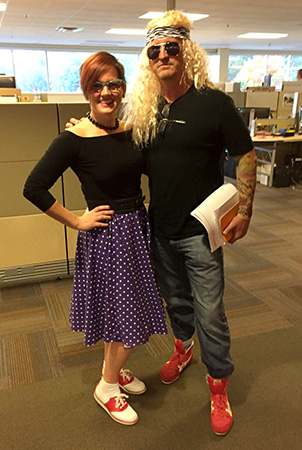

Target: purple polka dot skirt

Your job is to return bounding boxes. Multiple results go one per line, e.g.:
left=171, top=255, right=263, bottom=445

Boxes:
left=70, top=205, right=167, bottom=347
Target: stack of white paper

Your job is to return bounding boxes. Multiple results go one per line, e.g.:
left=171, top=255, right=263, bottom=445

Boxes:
left=190, top=183, right=239, bottom=252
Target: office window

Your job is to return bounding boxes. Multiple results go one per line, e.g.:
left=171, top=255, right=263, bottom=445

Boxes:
left=289, top=55, right=302, bottom=80
left=228, top=53, right=302, bottom=87
left=1, top=47, right=302, bottom=93
left=228, top=55, right=251, bottom=85
left=0, top=49, right=14, bottom=76
left=13, top=49, right=48, bottom=92
left=228, top=55, right=269, bottom=88
left=267, top=54, right=291, bottom=84
left=47, top=51, right=91, bottom=92
left=111, top=53, right=140, bottom=91
left=47, top=51, right=140, bottom=93
left=208, top=54, right=220, bottom=82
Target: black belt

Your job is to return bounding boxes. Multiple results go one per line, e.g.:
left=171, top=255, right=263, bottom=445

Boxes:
left=87, top=193, right=145, bottom=214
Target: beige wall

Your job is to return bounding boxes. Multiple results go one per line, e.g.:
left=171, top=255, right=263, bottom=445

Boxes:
left=0, top=103, right=150, bottom=282
left=0, top=103, right=89, bottom=278
left=1, top=214, right=67, bottom=267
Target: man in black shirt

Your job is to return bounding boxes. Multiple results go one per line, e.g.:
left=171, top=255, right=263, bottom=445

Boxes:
left=125, top=10, right=257, bottom=436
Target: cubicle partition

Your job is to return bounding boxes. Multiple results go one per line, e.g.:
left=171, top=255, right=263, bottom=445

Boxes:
left=0, top=103, right=93, bottom=284
left=0, top=102, right=151, bottom=285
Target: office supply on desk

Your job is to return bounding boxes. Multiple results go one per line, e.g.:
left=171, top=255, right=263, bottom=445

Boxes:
left=0, top=75, right=16, bottom=88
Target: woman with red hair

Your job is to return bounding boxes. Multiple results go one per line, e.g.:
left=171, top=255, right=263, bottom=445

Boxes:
left=24, top=51, right=167, bottom=426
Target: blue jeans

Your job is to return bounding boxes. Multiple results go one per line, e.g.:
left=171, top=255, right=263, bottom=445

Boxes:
left=152, top=233, right=234, bottom=379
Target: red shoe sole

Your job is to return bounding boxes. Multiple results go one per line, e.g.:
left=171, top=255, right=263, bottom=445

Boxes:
left=211, top=421, right=233, bottom=436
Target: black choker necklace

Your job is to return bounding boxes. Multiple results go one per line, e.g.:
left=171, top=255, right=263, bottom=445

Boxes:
left=86, top=112, right=119, bottom=131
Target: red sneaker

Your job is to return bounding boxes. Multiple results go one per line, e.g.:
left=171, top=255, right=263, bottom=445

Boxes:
left=207, top=375, right=233, bottom=435
left=160, top=337, right=194, bottom=384
left=94, top=384, right=138, bottom=426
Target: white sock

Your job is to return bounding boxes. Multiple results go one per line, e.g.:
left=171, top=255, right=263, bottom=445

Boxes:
left=95, top=378, right=120, bottom=403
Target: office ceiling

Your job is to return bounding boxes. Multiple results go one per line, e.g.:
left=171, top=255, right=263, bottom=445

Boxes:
left=0, top=0, right=302, bottom=51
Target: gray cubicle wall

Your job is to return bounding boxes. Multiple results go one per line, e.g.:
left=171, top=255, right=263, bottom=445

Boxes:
left=0, top=102, right=150, bottom=285
left=0, top=103, right=65, bottom=284
left=0, top=103, right=60, bottom=217
left=0, top=102, right=88, bottom=285
left=227, top=91, right=246, bottom=108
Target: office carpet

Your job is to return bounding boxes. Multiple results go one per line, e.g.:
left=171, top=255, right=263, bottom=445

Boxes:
left=1, top=182, right=302, bottom=449
left=1, top=323, right=301, bottom=450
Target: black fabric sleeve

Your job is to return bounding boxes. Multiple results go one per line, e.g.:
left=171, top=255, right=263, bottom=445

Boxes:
left=23, top=131, right=78, bottom=212
left=219, top=94, right=254, bottom=157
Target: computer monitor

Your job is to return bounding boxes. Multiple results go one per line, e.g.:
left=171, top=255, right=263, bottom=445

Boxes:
left=237, top=107, right=270, bottom=127
left=0, top=75, right=16, bottom=88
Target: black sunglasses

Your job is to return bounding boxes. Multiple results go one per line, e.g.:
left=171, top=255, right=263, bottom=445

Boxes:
left=147, top=41, right=180, bottom=60
left=158, top=103, right=171, bottom=135
left=91, top=79, right=124, bottom=93
left=158, top=103, right=186, bottom=135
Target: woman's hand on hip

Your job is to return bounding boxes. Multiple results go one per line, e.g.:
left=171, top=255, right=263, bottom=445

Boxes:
left=77, top=206, right=115, bottom=230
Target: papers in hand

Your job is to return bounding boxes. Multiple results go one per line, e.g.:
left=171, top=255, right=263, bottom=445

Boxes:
left=190, top=183, right=239, bottom=253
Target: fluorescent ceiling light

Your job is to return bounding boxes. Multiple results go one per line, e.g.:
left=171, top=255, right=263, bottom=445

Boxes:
left=139, top=12, right=209, bottom=21
left=238, top=32, right=288, bottom=39
left=106, top=28, right=146, bottom=35
left=56, top=26, right=84, bottom=33
left=0, top=3, right=7, bottom=12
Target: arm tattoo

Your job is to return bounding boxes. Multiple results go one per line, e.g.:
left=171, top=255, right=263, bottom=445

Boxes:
left=234, top=149, right=257, bottom=220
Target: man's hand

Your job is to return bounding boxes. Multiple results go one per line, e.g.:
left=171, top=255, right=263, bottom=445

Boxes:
left=65, top=117, right=83, bottom=129
left=77, top=206, right=115, bottom=230
left=222, top=215, right=250, bottom=243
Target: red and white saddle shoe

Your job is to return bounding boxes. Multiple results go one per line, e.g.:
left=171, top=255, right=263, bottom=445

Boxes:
left=94, top=382, right=138, bottom=426
left=101, top=366, right=147, bottom=395
left=119, top=368, right=147, bottom=395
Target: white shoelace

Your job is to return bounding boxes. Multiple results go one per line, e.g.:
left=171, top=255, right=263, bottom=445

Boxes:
left=119, top=369, right=133, bottom=382
left=115, top=393, right=129, bottom=409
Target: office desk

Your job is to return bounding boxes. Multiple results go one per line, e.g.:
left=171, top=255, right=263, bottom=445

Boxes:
left=252, top=134, right=302, bottom=186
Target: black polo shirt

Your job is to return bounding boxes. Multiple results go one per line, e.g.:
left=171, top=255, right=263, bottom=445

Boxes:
left=146, top=86, right=254, bottom=239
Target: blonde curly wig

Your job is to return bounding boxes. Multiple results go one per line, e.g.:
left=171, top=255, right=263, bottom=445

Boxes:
left=124, top=10, right=214, bottom=147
